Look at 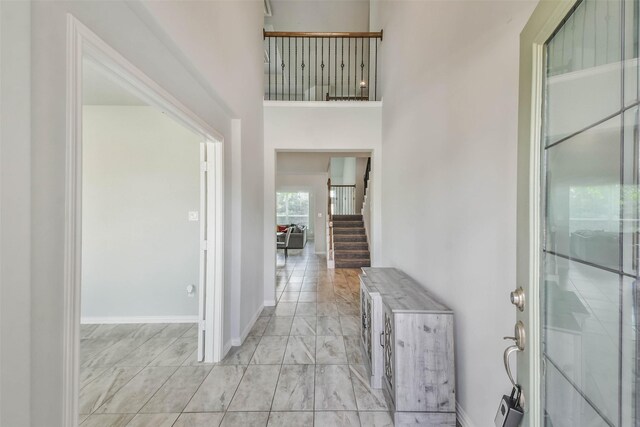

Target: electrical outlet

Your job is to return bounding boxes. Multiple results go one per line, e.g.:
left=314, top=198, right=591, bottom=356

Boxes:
left=188, top=211, right=199, bottom=221
left=187, top=284, right=196, bottom=296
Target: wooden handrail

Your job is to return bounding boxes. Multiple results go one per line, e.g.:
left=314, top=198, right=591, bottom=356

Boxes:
left=264, top=30, right=383, bottom=40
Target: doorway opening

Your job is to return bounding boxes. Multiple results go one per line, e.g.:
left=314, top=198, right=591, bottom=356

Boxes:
left=63, top=16, right=224, bottom=425
left=274, top=151, right=372, bottom=300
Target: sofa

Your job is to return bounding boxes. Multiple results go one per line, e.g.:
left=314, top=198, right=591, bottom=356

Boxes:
left=278, top=224, right=307, bottom=249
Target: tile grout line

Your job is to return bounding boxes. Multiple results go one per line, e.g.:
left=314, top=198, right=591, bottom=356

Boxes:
left=83, top=326, right=174, bottom=416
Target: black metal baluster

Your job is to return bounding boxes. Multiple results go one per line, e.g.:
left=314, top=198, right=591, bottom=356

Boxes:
left=334, top=38, right=337, bottom=99
left=328, top=38, right=331, bottom=100
left=348, top=38, right=351, bottom=99
left=360, top=38, right=365, bottom=99
left=354, top=37, right=357, bottom=99
left=322, top=38, right=325, bottom=101
left=308, top=38, right=311, bottom=101
left=315, top=38, right=318, bottom=100
left=281, top=37, right=285, bottom=101
left=341, top=37, right=344, bottom=98
left=301, top=37, right=305, bottom=101
left=367, top=38, right=371, bottom=101
left=295, top=37, right=298, bottom=101
left=374, top=38, right=378, bottom=101
left=268, top=36, right=271, bottom=100
left=288, top=37, right=291, bottom=101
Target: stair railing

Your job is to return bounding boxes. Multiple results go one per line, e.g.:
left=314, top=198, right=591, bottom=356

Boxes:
left=330, top=184, right=357, bottom=215
left=327, top=178, right=335, bottom=267
left=263, top=30, right=383, bottom=101
left=363, top=157, right=371, bottom=198
left=362, top=157, right=372, bottom=249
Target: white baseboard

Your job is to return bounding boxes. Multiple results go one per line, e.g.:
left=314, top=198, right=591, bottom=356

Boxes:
left=222, top=339, right=232, bottom=359
left=231, top=303, right=264, bottom=346
left=81, top=315, right=198, bottom=324
left=263, top=300, right=276, bottom=307
left=456, top=401, right=476, bottom=427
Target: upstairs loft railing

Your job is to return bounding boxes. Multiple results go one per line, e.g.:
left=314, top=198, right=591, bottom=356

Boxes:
left=264, top=30, right=383, bottom=102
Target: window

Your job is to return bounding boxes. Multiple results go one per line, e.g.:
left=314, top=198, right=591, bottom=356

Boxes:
left=277, top=192, right=309, bottom=227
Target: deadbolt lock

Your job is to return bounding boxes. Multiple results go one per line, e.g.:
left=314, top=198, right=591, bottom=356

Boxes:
left=510, top=287, right=525, bottom=312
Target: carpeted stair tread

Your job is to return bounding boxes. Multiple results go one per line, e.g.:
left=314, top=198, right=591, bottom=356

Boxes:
left=333, top=227, right=366, bottom=235
left=332, top=221, right=364, bottom=227
left=333, top=214, right=363, bottom=221
left=334, top=234, right=367, bottom=243
left=336, top=259, right=371, bottom=268
left=334, top=242, right=369, bottom=250
left=335, top=250, right=370, bottom=259
left=332, top=214, right=370, bottom=269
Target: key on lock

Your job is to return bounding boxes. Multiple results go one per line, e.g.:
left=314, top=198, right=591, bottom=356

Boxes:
left=494, top=385, right=523, bottom=427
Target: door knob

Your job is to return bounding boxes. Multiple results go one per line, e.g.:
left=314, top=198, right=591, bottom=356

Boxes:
left=510, top=287, right=525, bottom=311
left=503, top=321, right=525, bottom=351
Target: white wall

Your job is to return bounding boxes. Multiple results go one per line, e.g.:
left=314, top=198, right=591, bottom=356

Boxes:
left=81, top=106, right=200, bottom=321
left=370, top=1, right=536, bottom=425
left=276, top=173, right=329, bottom=253
left=21, top=0, right=263, bottom=422
left=0, top=1, right=31, bottom=425
left=264, top=102, right=382, bottom=304
left=265, top=0, right=370, bottom=32
left=140, top=0, right=265, bottom=343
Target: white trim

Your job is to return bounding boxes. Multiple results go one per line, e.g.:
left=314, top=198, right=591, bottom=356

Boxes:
left=263, top=0, right=272, bottom=17
left=206, top=140, right=225, bottom=363
left=63, top=14, right=225, bottom=427
left=80, top=34, right=222, bottom=142
left=232, top=303, right=265, bottom=346
left=62, top=16, right=83, bottom=426
left=263, top=300, right=277, bottom=307
left=223, top=340, right=232, bottom=358
left=526, top=41, right=544, bottom=427
left=264, top=100, right=383, bottom=108
left=80, top=316, right=198, bottom=324
left=456, top=401, right=477, bottom=427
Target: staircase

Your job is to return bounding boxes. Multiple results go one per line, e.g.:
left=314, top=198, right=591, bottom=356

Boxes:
left=332, top=214, right=370, bottom=268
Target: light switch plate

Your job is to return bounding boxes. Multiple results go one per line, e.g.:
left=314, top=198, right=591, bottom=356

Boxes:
left=188, top=211, right=199, bottom=221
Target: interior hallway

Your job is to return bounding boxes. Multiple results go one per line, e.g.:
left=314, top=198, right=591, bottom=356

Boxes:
left=78, top=244, right=393, bottom=427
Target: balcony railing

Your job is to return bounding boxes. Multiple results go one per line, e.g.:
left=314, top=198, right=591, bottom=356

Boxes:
left=263, top=30, right=383, bottom=102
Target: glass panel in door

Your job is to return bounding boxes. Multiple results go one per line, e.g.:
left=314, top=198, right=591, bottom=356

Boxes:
left=542, top=0, right=638, bottom=425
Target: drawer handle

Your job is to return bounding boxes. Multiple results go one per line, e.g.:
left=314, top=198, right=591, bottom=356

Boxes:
left=380, top=332, right=384, bottom=348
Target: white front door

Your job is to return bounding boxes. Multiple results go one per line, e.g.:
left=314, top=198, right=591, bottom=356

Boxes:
left=518, top=0, right=638, bottom=425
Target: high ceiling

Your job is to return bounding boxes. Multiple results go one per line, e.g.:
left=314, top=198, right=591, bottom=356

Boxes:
left=265, top=0, right=370, bottom=32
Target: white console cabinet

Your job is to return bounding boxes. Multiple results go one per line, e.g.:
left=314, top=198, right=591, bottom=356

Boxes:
left=360, top=268, right=456, bottom=425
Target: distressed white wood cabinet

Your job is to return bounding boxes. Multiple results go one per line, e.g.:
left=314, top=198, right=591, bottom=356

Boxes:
left=360, top=268, right=457, bottom=425
left=360, top=276, right=384, bottom=388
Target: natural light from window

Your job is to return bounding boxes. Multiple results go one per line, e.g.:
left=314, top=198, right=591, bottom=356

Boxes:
left=277, top=191, right=310, bottom=227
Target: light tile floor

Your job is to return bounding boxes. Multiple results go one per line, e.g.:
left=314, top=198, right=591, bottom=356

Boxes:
left=79, top=244, right=394, bottom=426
